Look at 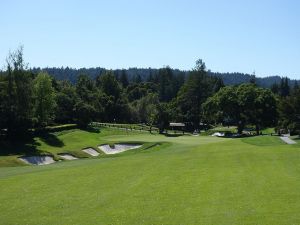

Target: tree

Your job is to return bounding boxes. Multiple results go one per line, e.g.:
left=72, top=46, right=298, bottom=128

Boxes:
left=33, top=72, right=56, bottom=127
left=55, top=80, right=77, bottom=123
left=292, top=81, right=299, bottom=94
left=97, top=71, right=121, bottom=98
left=280, top=77, right=290, bottom=97
left=74, top=100, right=96, bottom=128
left=155, top=103, right=170, bottom=133
left=3, top=46, right=35, bottom=137
left=77, top=74, right=96, bottom=102
left=203, top=86, right=241, bottom=130
left=203, top=84, right=278, bottom=134
left=96, top=71, right=131, bottom=122
left=278, top=88, right=300, bottom=135
left=135, top=74, right=142, bottom=83
left=271, top=83, right=280, bottom=94
left=176, top=59, right=216, bottom=129
left=243, top=85, right=277, bottom=134
left=75, top=74, right=98, bottom=126
left=158, top=67, right=174, bottom=102
left=213, top=77, right=225, bottom=92
left=249, top=73, right=256, bottom=85
left=0, top=75, right=7, bottom=132
left=120, top=69, right=129, bottom=88
left=131, top=93, right=159, bottom=125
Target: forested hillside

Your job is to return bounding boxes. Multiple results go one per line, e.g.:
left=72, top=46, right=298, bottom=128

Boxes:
left=31, top=67, right=299, bottom=87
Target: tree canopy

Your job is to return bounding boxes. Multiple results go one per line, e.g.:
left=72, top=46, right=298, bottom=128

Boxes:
left=0, top=47, right=299, bottom=138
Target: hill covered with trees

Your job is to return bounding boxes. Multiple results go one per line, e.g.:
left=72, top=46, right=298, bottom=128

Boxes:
left=31, top=67, right=299, bottom=88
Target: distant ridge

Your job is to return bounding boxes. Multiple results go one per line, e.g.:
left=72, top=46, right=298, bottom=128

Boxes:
left=31, top=67, right=299, bottom=88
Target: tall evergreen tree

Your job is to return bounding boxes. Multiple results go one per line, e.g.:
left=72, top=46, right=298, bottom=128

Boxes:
left=280, top=77, right=290, bottom=97
left=120, top=69, right=129, bottom=88
left=158, top=66, right=174, bottom=102
left=271, top=83, right=280, bottom=94
left=3, top=46, right=34, bottom=137
left=176, top=59, right=215, bottom=129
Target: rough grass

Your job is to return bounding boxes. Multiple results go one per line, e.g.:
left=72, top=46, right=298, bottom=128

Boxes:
left=1, top=129, right=300, bottom=224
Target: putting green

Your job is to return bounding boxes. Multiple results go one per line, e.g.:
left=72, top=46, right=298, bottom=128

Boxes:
left=0, top=129, right=300, bottom=225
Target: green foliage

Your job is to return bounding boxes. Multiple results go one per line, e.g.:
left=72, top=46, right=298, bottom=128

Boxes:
left=130, top=93, right=159, bottom=124
left=155, top=103, right=170, bottom=133
left=175, top=59, right=218, bottom=128
left=97, top=70, right=121, bottom=98
left=74, top=100, right=96, bottom=128
left=120, top=69, right=129, bottom=87
left=278, top=89, right=300, bottom=134
left=203, top=84, right=278, bottom=134
left=55, top=81, right=77, bottom=123
left=0, top=48, right=298, bottom=142
left=33, top=72, right=56, bottom=127
left=2, top=46, right=35, bottom=137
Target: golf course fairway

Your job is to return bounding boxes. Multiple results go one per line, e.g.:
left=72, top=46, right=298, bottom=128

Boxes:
left=1, top=128, right=300, bottom=225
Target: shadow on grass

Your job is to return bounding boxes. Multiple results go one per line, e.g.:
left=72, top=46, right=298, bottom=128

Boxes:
left=163, top=133, right=184, bottom=137
left=82, top=126, right=101, bottom=133
left=0, top=136, right=42, bottom=156
left=39, top=133, right=64, bottom=147
left=0, top=130, right=66, bottom=156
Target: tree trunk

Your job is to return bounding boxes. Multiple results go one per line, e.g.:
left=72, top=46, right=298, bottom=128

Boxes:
left=237, top=121, right=244, bottom=134
left=255, top=124, right=260, bottom=136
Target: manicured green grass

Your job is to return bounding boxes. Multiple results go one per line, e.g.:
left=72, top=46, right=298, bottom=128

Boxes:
left=204, top=126, right=238, bottom=135
left=1, top=129, right=300, bottom=224
left=0, top=128, right=150, bottom=167
left=241, top=135, right=286, bottom=146
left=261, top=127, right=276, bottom=135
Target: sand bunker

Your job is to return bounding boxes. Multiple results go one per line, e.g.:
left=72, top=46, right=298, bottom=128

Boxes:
left=82, top=148, right=100, bottom=156
left=58, top=153, right=78, bottom=160
left=19, top=155, right=55, bottom=165
left=212, top=132, right=225, bottom=137
left=280, top=136, right=297, bottom=145
left=98, top=144, right=142, bottom=154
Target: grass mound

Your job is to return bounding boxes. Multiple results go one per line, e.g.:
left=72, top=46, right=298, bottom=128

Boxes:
left=241, top=135, right=286, bottom=146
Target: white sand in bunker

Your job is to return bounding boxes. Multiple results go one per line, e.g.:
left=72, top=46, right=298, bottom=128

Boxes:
left=82, top=148, right=100, bottom=156
left=98, top=144, right=142, bottom=154
left=19, top=155, right=55, bottom=165
left=280, top=136, right=297, bottom=144
left=58, top=153, right=78, bottom=160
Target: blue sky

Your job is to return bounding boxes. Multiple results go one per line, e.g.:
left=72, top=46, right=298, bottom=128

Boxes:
left=0, top=0, right=299, bottom=78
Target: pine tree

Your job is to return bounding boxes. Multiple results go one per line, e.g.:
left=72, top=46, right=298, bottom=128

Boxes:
left=120, top=70, right=129, bottom=87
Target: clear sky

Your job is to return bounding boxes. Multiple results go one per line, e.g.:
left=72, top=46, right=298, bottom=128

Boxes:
left=0, top=0, right=299, bottom=78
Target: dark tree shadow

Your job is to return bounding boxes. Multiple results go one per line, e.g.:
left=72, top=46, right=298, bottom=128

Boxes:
left=163, top=133, right=184, bottom=137
left=39, top=133, right=64, bottom=147
left=82, top=126, right=101, bottom=133
left=0, top=136, right=42, bottom=156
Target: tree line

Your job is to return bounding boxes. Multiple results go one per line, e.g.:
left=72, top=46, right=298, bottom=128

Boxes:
left=32, top=67, right=299, bottom=88
left=0, top=47, right=299, bottom=139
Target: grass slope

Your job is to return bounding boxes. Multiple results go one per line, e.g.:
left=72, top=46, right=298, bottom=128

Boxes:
left=0, top=130, right=300, bottom=224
